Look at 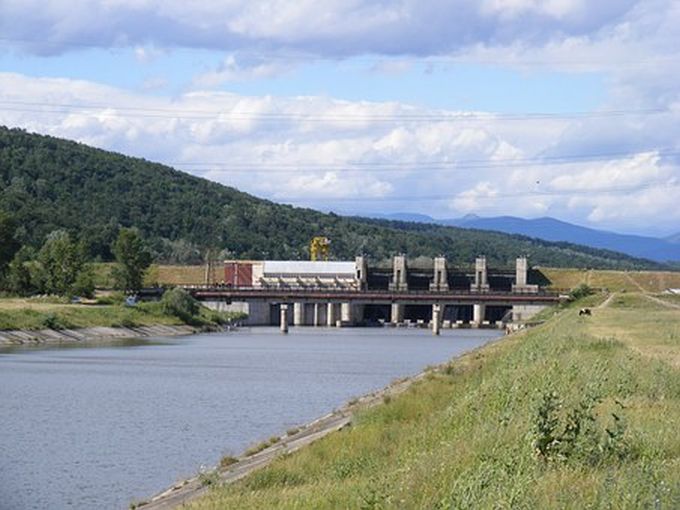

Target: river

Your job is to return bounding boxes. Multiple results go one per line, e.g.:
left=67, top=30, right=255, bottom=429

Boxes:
left=0, top=327, right=500, bottom=510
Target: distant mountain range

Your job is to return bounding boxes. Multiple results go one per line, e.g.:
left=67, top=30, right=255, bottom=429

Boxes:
left=373, top=213, right=680, bottom=263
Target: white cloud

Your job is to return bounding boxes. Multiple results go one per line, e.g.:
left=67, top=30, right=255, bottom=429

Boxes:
left=1, top=70, right=678, bottom=234
left=1, top=0, right=680, bottom=238
left=0, top=0, right=643, bottom=56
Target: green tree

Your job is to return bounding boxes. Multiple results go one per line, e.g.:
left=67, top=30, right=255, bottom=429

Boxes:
left=37, top=230, right=87, bottom=295
left=6, top=246, right=38, bottom=295
left=111, top=228, right=152, bottom=292
left=0, top=211, right=21, bottom=280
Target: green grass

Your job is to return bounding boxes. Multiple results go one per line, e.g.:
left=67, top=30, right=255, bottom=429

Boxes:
left=187, top=295, right=680, bottom=509
left=0, top=299, right=184, bottom=330
left=542, top=268, right=680, bottom=293
left=0, top=297, right=242, bottom=331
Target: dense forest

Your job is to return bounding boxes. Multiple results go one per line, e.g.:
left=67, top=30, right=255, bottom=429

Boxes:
left=0, top=126, right=666, bottom=270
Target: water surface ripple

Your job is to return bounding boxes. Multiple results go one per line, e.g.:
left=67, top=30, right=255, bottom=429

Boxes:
left=0, top=327, right=500, bottom=510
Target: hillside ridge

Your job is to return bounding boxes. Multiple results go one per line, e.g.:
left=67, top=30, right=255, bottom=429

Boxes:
left=0, top=126, right=666, bottom=270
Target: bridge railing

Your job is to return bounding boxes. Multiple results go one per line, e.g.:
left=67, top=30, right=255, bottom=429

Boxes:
left=183, top=284, right=559, bottom=297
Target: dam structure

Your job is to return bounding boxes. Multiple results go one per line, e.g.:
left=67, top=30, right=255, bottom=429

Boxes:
left=192, top=256, right=559, bottom=333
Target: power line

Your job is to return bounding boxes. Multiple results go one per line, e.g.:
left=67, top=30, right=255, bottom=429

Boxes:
left=171, top=149, right=680, bottom=173
left=0, top=99, right=671, bottom=124
left=273, top=180, right=677, bottom=202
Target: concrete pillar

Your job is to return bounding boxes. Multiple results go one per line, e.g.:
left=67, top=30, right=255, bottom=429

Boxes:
left=341, top=302, right=353, bottom=324
left=516, top=256, right=528, bottom=287
left=391, top=303, right=404, bottom=323
left=293, top=302, right=304, bottom=326
left=432, top=304, right=441, bottom=335
left=280, top=304, right=289, bottom=333
left=313, top=303, right=320, bottom=326
left=327, top=302, right=336, bottom=327
left=430, top=257, right=449, bottom=291
left=389, top=254, right=408, bottom=291
left=355, top=256, right=368, bottom=290
left=512, top=256, right=539, bottom=293
left=473, top=303, right=486, bottom=327
left=471, top=256, right=490, bottom=292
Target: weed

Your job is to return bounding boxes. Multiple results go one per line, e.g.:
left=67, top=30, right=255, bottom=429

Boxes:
left=532, top=390, right=631, bottom=466
left=219, top=455, right=239, bottom=469
left=41, top=312, right=68, bottom=330
left=244, top=467, right=305, bottom=490
left=533, top=390, right=562, bottom=462
left=197, top=468, right=220, bottom=487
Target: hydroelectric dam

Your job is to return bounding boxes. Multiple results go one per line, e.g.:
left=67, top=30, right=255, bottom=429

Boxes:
left=188, top=255, right=562, bottom=334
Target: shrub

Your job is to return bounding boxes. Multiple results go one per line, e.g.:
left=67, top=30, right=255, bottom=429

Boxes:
left=569, top=284, right=594, bottom=302
left=219, top=456, right=239, bottom=469
left=532, top=390, right=631, bottom=465
left=42, top=313, right=69, bottom=330
left=161, top=288, right=199, bottom=322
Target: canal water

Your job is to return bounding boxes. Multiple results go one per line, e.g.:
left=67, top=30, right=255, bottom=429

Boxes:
left=0, top=327, right=500, bottom=510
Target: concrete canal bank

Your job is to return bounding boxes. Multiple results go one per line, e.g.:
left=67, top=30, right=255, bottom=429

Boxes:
left=0, top=324, right=199, bottom=346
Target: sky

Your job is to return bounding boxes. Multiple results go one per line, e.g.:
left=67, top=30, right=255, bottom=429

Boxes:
left=0, top=0, right=679, bottom=237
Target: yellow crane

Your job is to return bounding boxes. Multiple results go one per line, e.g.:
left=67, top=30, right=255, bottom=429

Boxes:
left=310, top=236, right=331, bottom=261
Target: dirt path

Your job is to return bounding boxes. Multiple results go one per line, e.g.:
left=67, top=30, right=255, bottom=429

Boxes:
left=597, top=292, right=617, bottom=309
left=643, top=294, right=680, bottom=310
left=624, top=272, right=647, bottom=293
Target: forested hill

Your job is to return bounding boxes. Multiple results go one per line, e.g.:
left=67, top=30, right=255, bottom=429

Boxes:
left=0, top=126, right=665, bottom=270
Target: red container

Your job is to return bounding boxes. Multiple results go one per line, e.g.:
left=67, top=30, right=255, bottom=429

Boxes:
left=224, top=262, right=253, bottom=287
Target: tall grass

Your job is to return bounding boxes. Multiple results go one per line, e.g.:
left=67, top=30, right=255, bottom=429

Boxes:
left=187, top=297, right=680, bottom=509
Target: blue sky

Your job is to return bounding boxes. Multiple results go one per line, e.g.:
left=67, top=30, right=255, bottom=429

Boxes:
left=0, top=1, right=678, bottom=237
left=0, top=47, right=606, bottom=112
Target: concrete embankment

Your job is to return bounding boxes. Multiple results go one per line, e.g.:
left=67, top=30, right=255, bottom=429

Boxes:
left=138, top=371, right=430, bottom=510
left=0, top=325, right=199, bottom=347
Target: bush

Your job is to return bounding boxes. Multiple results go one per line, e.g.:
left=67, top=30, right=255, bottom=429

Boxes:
left=42, top=312, right=69, bottom=330
left=161, top=288, right=199, bottom=322
left=72, top=265, right=95, bottom=298
left=532, top=389, right=631, bottom=466
left=569, top=284, right=594, bottom=302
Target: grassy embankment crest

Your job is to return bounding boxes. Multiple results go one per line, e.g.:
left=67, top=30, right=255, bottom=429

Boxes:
left=188, top=294, right=680, bottom=509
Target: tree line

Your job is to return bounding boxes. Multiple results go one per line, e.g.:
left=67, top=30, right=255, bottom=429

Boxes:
left=0, top=211, right=150, bottom=297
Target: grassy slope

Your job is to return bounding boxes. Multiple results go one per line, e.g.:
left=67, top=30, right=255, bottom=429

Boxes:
left=0, top=297, right=240, bottom=331
left=187, top=295, right=680, bottom=509
left=540, top=268, right=680, bottom=293
left=0, top=298, right=184, bottom=330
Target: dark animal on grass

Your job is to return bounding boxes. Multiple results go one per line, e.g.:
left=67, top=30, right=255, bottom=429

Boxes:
left=579, top=308, right=592, bottom=316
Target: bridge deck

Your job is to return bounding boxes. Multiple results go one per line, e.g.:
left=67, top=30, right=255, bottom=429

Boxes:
left=188, top=287, right=562, bottom=305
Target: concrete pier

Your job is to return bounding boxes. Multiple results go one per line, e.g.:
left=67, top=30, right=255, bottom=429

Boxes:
left=391, top=303, right=404, bottom=324
left=294, top=302, right=304, bottom=326
left=430, top=257, right=449, bottom=291
left=471, top=256, right=490, bottom=292
left=280, top=304, right=289, bottom=333
left=512, top=256, right=539, bottom=293
left=389, top=255, right=408, bottom=291
left=341, top=302, right=352, bottom=324
left=473, top=303, right=486, bottom=327
left=432, top=304, right=441, bottom=335
left=313, top=303, right=321, bottom=326
left=327, top=302, right=336, bottom=327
